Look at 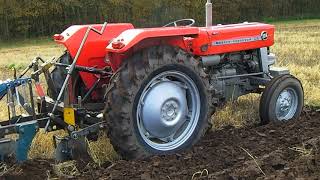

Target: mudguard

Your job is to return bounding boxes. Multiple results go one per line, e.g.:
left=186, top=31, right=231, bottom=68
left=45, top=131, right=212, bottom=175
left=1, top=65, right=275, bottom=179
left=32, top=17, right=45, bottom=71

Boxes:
left=54, top=23, right=134, bottom=92
left=106, top=27, right=200, bottom=53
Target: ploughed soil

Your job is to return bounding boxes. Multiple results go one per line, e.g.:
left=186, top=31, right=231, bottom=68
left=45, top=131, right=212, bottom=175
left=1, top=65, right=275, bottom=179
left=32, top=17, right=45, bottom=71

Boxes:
left=2, top=108, right=320, bottom=180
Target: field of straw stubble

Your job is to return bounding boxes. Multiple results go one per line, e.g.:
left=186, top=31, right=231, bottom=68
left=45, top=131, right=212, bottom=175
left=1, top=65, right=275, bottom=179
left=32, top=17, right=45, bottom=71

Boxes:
left=0, top=19, right=319, bottom=164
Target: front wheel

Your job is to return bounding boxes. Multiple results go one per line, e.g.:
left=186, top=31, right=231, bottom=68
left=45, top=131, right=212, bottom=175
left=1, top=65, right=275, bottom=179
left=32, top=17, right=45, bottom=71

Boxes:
left=104, top=46, right=215, bottom=159
left=259, top=74, right=304, bottom=124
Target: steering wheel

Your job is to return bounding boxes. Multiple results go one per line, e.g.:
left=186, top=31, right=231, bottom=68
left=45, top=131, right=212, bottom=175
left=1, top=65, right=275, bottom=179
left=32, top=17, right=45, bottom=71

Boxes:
left=163, top=19, right=195, bottom=27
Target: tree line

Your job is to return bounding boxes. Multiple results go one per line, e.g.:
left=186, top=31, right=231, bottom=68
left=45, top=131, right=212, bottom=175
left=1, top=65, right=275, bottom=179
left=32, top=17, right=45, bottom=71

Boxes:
left=0, top=0, right=319, bottom=40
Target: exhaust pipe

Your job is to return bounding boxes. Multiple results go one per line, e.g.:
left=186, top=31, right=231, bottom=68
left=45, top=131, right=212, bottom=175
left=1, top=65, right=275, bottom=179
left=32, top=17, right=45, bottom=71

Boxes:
left=206, top=0, right=213, bottom=27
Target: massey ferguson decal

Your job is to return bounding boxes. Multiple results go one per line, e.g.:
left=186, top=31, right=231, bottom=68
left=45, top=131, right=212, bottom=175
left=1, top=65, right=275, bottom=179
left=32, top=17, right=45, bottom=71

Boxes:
left=261, top=31, right=268, bottom=40
left=213, top=31, right=269, bottom=46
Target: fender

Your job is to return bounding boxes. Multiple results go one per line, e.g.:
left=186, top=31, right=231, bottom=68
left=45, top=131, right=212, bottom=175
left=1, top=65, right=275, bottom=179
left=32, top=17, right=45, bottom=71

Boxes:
left=106, top=27, right=200, bottom=53
left=54, top=23, right=134, bottom=93
left=105, top=27, right=201, bottom=70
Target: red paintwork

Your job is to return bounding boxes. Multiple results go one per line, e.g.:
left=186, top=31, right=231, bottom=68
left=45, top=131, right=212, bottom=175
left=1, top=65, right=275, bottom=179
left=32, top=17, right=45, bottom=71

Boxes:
left=35, top=83, right=45, bottom=98
left=55, top=23, right=134, bottom=93
left=106, top=22, right=274, bottom=55
left=106, top=22, right=274, bottom=70
left=199, top=23, right=274, bottom=55
left=54, top=22, right=274, bottom=100
left=53, top=34, right=64, bottom=41
left=106, top=27, right=199, bottom=53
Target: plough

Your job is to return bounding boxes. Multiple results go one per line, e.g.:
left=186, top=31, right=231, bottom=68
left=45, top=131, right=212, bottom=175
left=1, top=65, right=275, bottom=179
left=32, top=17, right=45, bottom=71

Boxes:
left=0, top=59, right=106, bottom=162
left=0, top=23, right=109, bottom=162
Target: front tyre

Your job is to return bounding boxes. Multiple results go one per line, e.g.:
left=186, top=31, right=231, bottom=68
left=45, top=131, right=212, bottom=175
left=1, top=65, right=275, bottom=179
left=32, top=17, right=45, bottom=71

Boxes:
left=259, top=74, right=304, bottom=124
left=104, top=46, right=215, bottom=159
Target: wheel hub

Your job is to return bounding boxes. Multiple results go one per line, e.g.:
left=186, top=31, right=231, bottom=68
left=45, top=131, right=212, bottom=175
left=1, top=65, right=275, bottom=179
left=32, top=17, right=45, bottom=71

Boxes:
left=140, top=81, right=188, bottom=138
left=279, top=92, right=291, bottom=111
left=276, top=88, right=298, bottom=121
left=161, top=100, right=179, bottom=121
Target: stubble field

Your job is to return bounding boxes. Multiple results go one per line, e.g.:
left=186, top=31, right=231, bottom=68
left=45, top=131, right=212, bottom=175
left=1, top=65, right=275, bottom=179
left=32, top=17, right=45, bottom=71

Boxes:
left=0, top=19, right=319, bottom=179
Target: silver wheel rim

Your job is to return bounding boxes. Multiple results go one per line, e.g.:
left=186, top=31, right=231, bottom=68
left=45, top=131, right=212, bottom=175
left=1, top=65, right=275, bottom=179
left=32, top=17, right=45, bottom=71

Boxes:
left=137, top=71, right=201, bottom=151
left=275, top=88, right=298, bottom=121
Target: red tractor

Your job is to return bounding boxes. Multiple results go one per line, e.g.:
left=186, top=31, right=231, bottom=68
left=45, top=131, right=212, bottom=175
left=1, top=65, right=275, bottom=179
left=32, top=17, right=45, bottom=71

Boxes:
left=0, top=0, right=303, bottom=161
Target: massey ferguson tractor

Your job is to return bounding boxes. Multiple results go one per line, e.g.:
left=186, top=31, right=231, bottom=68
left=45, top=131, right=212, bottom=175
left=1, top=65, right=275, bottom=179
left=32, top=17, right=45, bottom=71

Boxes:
left=0, top=0, right=304, bottom=162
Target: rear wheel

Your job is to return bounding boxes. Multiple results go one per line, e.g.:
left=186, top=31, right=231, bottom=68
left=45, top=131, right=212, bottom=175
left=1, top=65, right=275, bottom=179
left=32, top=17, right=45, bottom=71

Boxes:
left=259, top=74, right=304, bottom=124
left=48, top=52, right=86, bottom=101
left=104, top=46, right=215, bottom=159
left=48, top=52, right=70, bottom=99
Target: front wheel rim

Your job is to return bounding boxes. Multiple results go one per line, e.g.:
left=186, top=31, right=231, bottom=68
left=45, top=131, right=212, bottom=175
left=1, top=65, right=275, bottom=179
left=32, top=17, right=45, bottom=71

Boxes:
left=275, top=87, right=299, bottom=121
left=136, top=70, right=201, bottom=151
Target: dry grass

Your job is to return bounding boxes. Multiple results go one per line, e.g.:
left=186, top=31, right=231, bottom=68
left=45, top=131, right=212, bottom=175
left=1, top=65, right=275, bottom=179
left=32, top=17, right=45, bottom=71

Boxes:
left=240, top=146, right=266, bottom=176
left=0, top=162, right=11, bottom=176
left=0, top=19, right=319, bottom=162
left=87, top=133, right=120, bottom=165
left=289, top=146, right=313, bottom=157
left=53, top=160, right=80, bottom=178
left=273, top=20, right=320, bottom=107
left=213, top=94, right=260, bottom=129
left=191, top=169, right=209, bottom=180
left=0, top=38, right=64, bottom=69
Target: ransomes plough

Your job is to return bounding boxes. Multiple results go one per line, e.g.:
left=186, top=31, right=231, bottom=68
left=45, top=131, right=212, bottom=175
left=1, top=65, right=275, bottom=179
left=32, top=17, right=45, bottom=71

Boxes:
left=0, top=0, right=304, bottom=162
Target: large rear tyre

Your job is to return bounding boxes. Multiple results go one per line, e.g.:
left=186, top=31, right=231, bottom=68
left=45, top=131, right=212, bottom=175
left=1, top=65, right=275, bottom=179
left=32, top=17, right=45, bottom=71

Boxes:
left=48, top=52, right=70, bottom=99
left=104, top=46, right=215, bottom=159
left=259, top=74, right=304, bottom=125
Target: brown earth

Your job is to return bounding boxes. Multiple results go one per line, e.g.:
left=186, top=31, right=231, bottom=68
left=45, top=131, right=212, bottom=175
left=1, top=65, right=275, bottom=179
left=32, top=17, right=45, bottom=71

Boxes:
left=1, top=108, right=320, bottom=180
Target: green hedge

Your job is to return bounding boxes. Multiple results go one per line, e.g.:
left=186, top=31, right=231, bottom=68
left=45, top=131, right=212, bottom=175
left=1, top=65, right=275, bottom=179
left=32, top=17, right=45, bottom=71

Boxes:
left=0, top=0, right=319, bottom=40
